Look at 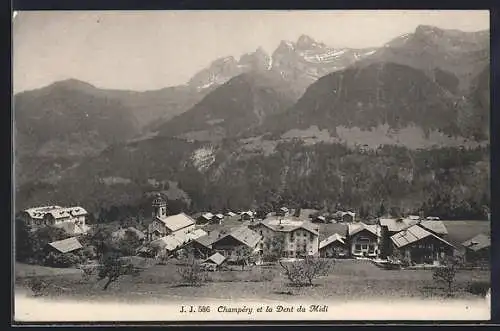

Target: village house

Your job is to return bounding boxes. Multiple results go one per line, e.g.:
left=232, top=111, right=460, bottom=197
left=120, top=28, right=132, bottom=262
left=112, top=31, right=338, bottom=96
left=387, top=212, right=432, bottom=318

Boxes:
left=147, top=194, right=196, bottom=241
left=378, top=217, right=449, bottom=258
left=319, top=233, right=348, bottom=258
left=340, top=211, right=356, bottom=223
left=250, top=216, right=320, bottom=258
left=211, top=226, right=262, bottom=261
left=213, top=214, right=225, bottom=224
left=239, top=211, right=254, bottom=221
left=276, top=207, right=290, bottom=217
left=390, top=225, right=455, bottom=265
left=461, top=233, right=490, bottom=265
left=189, top=231, right=221, bottom=259
left=226, top=211, right=237, bottom=217
left=20, top=205, right=90, bottom=234
left=196, top=212, right=214, bottom=224
left=201, top=252, right=227, bottom=271
left=347, top=223, right=380, bottom=258
left=147, top=228, right=207, bottom=257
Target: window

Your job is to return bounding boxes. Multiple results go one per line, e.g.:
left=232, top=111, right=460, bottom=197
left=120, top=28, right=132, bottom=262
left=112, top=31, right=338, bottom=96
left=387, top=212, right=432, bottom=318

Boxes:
left=260, top=230, right=263, bottom=236
left=290, top=232, right=294, bottom=241
left=310, top=233, right=314, bottom=241
left=368, top=245, right=375, bottom=253
left=355, top=244, right=361, bottom=252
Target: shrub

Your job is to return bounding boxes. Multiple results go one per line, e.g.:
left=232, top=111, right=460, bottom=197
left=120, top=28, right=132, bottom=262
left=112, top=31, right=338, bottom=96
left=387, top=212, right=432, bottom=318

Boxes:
left=178, top=257, right=208, bottom=286
left=43, top=251, right=82, bottom=268
left=467, top=281, right=490, bottom=296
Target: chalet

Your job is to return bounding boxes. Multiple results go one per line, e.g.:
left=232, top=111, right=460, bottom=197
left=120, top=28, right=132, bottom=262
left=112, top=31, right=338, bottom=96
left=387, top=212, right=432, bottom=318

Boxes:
left=250, top=216, right=320, bottom=258
left=202, top=252, right=226, bottom=271
left=21, top=205, right=89, bottom=234
left=339, top=211, right=356, bottom=223
left=213, top=214, right=225, bottom=224
left=189, top=231, right=221, bottom=259
left=148, top=228, right=207, bottom=257
left=462, top=233, right=490, bottom=265
left=276, top=207, right=290, bottom=217
left=390, top=225, right=455, bottom=265
left=47, top=237, right=83, bottom=254
left=378, top=218, right=448, bottom=258
left=226, top=211, right=237, bottom=217
left=319, top=233, right=347, bottom=258
left=212, top=226, right=262, bottom=259
left=199, top=212, right=215, bottom=224
left=147, top=194, right=196, bottom=241
left=347, top=223, right=380, bottom=258
left=240, top=211, right=254, bottom=221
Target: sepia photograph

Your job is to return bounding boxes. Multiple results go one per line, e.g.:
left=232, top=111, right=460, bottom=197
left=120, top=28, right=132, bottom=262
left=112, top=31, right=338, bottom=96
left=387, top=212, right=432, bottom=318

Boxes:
left=12, top=10, right=491, bottom=322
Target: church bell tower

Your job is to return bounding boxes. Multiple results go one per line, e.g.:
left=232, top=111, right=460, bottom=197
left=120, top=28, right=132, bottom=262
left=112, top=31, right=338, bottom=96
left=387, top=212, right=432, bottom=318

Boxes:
left=152, top=193, right=167, bottom=219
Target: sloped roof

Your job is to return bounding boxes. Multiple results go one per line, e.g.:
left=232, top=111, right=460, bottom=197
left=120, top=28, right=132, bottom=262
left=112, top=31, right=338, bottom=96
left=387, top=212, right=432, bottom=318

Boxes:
left=66, top=207, right=88, bottom=217
left=48, top=237, right=83, bottom=253
left=202, top=212, right=214, bottom=220
left=194, top=232, right=220, bottom=248
left=150, top=235, right=184, bottom=251
left=258, top=216, right=319, bottom=235
left=348, top=223, right=379, bottom=237
left=215, top=214, right=224, bottom=219
left=226, top=212, right=237, bottom=217
left=186, top=229, right=208, bottom=241
left=418, top=220, right=448, bottom=235
left=379, top=218, right=418, bottom=232
left=204, top=252, right=226, bottom=265
left=217, top=226, right=261, bottom=248
left=391, top=225, right=455, bottom=249
left=319, top=233, right=346, bottom=250
left=240, top=211, right=254, bottom=217
left=24, top=206, right=63, bottom=219
left=462, top=233, right=491, bottom=252
left=156, top=212, right=195, bottom=232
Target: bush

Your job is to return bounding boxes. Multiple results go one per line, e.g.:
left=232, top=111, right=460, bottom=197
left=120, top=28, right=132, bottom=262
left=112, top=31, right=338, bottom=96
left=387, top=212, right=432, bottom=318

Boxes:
left=26, top=277, right=48, bottom=297
left=43, top=251, right=82, bottom=268
left=467, top=281, right=490, bottom=296
left=178, top=257, right=208, bottom=286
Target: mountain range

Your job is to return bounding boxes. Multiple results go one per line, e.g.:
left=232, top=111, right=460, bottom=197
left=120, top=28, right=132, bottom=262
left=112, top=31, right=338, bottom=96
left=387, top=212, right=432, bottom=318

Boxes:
left=14, top=25, right=491, bottom=219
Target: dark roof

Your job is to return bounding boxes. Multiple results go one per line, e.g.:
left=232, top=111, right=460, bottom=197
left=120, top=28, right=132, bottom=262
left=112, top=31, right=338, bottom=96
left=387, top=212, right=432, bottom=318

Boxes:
left=193, top=232, right=221, bottom=248
left=48, top=237, right=83, bottom=253
left=462, top=233, right=491, bottom=252
left=391, top=225, right=455, bottom=249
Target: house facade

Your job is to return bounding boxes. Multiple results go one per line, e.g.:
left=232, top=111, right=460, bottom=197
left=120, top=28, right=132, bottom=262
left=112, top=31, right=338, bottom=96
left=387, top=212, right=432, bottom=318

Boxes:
left=211, top=226, right=262, bottom=261
left=21, top=205, right=89, bottom=234
left=319, top=233, right=347, bottom=258
left=390, top=225, right=455, bottom=265
left=347, top=223, right=380, bottom=258
left=250, top=216, right=320, bottom=258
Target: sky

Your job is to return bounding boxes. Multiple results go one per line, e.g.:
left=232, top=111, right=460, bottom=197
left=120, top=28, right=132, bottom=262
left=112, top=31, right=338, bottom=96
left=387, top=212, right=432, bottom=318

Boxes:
left=13, top=10, right=489, bottom=93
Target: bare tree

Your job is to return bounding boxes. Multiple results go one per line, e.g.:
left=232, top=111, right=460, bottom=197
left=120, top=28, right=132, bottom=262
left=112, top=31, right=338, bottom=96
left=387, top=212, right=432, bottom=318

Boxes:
left=234, top=246, right=254, bottom=270
left=263, top=233, right=286, bottom=262
left=279, top=256, right=334, bottom=287
left=97, top=254, right=140, bottom=290
left=178, top=255, right=208, bottom=286
left=433, top=256, right=461, bottom=297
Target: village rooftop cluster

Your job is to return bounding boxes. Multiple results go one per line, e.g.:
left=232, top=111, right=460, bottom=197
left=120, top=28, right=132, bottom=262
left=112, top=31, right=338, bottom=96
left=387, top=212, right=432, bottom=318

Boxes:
left=18, top=194, right=490, bottom=271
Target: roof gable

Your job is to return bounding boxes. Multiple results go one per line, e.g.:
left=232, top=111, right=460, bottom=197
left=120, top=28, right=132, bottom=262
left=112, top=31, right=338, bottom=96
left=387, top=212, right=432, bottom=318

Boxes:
left=205, top=252, right=226, bottom=265
left=319, top=233, right=346, bottom=250
left=348, top=223, right=378, bottom=237
left=391, top=225, right=455, bottom=249
left=48, top=237, right=83, bottom=253
left=462, top=233, right=491, bottom=251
